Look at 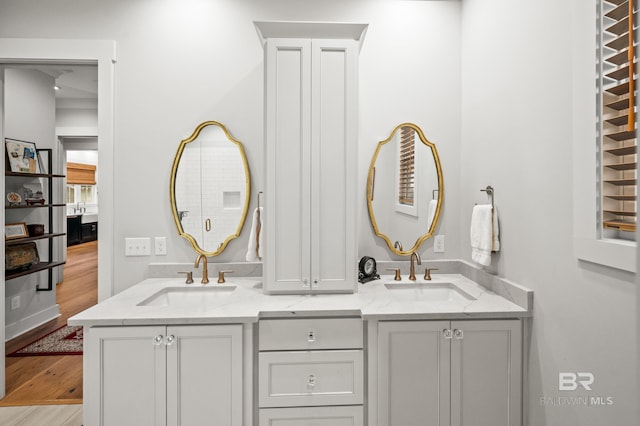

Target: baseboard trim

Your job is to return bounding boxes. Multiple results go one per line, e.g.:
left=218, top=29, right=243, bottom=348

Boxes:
left=4, top=305, right=61, bottom=341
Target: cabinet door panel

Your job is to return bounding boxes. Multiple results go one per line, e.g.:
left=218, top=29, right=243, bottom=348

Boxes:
left=166, top=324, right=243, bottom=426
left=264, top=38, right=312, bottom=293
left=259, top=406, right=363, bottom=426
left=85, top=326, right=166, bottom=426
left=311, top=39, right=358, bottom=292
left=450, top=320, right=522, bottom=426
left=378, top=321, right=450, bottom=426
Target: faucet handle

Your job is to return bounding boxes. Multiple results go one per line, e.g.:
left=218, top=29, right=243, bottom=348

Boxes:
left=387, top=268, right=402, bottom=281
left=178, top=271, right=194, bottom=284
left=424, top=267, right=439, bottom=281
left=218, top=270, right=234, bottom=284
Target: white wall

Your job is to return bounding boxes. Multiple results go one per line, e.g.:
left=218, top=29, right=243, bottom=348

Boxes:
left=3, top=68, right=61, bottom=339
left=0, top=0, right=463, bottom=293
left=461, top=0, right=636, bottom=424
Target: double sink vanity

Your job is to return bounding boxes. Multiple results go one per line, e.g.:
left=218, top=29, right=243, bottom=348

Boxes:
left=70, top=262, right=532, bottom=426
left=69, top=21, right=533, bottom=426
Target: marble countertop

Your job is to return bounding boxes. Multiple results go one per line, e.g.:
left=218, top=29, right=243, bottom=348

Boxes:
left=69, top=273, right=532, bottom=327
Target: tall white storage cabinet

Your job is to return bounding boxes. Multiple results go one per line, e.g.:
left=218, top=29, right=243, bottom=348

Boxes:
left=258, top=22, right=366, bottom=294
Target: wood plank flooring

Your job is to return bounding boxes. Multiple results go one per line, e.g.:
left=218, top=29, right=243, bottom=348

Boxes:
left=1, top=241, right=97, bottom=407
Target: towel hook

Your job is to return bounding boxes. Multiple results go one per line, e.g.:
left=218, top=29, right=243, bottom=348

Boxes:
left=480, top=185, right=494, bottom=208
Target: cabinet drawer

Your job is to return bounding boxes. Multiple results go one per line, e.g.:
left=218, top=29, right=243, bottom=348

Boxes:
left=259, top=350, right=363, bottom=407
left=259, top=318, right=362, bottom=350
left=259, top=406, right=363, bottom=426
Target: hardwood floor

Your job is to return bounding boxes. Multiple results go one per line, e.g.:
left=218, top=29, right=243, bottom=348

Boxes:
left=0, top=404, right=82, bottom=425
left=1, top=241, right=97, bottom=407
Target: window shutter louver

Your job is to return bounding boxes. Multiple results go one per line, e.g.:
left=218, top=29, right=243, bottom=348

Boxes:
left=398, top=126, right=415, bottom=206
left=600, top=0, right=637, bottom=233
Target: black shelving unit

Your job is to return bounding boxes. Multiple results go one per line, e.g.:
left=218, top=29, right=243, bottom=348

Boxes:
left=5, top=148, right=66, bottom=291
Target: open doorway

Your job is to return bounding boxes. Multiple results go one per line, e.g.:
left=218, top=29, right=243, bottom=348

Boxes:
left=0, top=38, right=116, bottom=401
left=1, top=64, right=100, bottom=405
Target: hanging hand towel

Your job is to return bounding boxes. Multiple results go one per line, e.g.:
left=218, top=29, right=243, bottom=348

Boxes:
left=245, top=207, right=263, bottom=261
left=470, top=204, right=500, bottom=266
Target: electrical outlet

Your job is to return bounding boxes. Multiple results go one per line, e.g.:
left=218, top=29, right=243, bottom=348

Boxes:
left=125, top=237, right=151, bottom=256
left=10, top=295, right=20, bottom=310
left=434, top=235, right=445, bottom=253
left=155, top=237, right=167, bottom=255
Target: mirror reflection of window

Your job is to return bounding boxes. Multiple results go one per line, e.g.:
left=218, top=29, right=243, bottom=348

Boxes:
left=398, top=126, right=415, bottom=207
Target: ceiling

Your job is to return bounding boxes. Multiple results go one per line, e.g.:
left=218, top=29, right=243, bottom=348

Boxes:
left=4, top=63, right=98, bottom=101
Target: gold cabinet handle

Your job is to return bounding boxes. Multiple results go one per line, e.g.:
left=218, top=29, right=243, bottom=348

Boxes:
left=205, top=218, right=212, bottom=232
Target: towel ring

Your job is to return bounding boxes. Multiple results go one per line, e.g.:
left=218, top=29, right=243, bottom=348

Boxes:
left=480, top=186, right=494, bottom=208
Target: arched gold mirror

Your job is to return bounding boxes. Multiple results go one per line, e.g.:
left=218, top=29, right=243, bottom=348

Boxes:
left=367, top=123, right=443, bottom=256
left=170, top=121, right=251, bottom=256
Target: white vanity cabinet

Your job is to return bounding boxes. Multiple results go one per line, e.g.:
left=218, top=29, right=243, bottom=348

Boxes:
left=84, top=324, right=244, bottom=426
left=258, top=318, right=364, bottom=425
left=373, top=319, right=522, bottom=426
left=262, top=31, right=360, bottom=294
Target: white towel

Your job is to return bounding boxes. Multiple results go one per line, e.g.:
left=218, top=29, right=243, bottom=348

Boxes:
left=427, top=199, right=438, bottom=229
left=470, top=204, right=500, bottom=266
left=245, top=207, right=263, bottom=261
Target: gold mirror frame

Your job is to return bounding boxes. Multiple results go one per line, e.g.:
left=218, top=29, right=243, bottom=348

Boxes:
left=366, top=122, right=444, bottom=256
left=170, top=121, right=251, bottom=257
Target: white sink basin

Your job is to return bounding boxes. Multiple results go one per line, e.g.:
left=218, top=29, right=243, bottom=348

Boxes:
left=137, top=286, right=236, bottom=308
left=384, top=282, right=476, bottom=302
left=81, top=213, right=98, bottom=224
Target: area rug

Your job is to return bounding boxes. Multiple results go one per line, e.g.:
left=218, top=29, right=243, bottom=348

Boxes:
left=8, top=325, right=83, bottom=357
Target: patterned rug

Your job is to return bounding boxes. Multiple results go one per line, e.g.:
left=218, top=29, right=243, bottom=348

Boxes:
left=8, top=325, right=83, bottom=357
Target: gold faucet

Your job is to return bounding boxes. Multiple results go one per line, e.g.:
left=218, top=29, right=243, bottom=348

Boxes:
left=409, top=251, right=422, bottom=281
left=194, top=254, right=209, bottom=284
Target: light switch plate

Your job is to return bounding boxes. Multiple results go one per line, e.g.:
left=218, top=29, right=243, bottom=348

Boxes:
left=10, top=295, right=20, bottom=310
left=434, top=235, right=445, bottom=253
left=125, top=237, right=151, bottom=256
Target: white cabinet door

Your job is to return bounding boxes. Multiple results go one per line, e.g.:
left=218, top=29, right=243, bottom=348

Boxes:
left=376, top=320, right=522, bottom=426
left=259, top=406, right=363, bottom=426
left=450, top=320, right=522, bottom=426
left=310, top=39, right=358, bottom=293
left=85, top=324, right=244, bottom=426
left=263, top=37, right=358, bottom=294
left=377, top=321, right=450, bottom=426
left=166, top=325, right=243, bottom=426
left=264, top=37, right=312, bottom=293
left=85, top=325, right=167, bottom=426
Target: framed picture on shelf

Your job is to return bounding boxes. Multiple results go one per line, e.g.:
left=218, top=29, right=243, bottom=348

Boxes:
left=5, top=138, right=41, bottom=174
left=5, top=222, right=29, bottom=240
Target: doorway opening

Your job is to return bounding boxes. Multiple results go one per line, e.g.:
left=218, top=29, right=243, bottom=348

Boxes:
left=0, top=38, right=115, bottom=401
left=1, top=63, right=100, bottom=405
